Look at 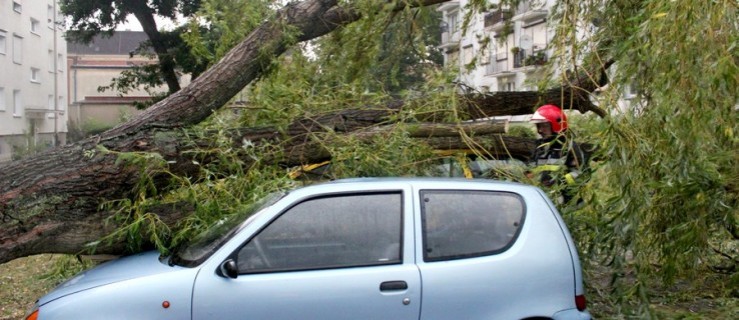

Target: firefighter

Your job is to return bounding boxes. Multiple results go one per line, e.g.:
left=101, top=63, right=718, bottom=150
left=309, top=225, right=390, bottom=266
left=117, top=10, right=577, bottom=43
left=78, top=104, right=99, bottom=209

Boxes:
left=528, top=104, right=586, bottom=203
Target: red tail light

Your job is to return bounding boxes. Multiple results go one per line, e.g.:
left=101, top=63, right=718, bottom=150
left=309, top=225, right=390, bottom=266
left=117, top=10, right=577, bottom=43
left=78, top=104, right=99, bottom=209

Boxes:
left=575, top=294, right=587, bottom=311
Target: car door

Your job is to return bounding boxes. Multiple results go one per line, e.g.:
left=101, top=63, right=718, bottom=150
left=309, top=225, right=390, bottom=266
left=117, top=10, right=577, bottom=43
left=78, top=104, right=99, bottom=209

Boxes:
left=414, top=188, right=577, bottom=319
left=192, top=190, right=420, bottom=320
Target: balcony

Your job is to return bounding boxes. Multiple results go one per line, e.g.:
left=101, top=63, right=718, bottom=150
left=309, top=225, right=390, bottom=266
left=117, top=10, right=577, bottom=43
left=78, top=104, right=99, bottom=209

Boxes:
left=512, top=1, right=548, bottom=23
left=513, top=48, right=548, bottom=68
left=437, top=0, right=460, bottom=12
left=25, top=108, right=63, bottom=120
left=484, top=9, right=512, bottom=28
left=484, top=9, right=512, bottom=32
left=487, top=60, right=512, bottom=76
left=485, top=51, right=511, bottom=75
left=440, top=31, right=461, bottom=50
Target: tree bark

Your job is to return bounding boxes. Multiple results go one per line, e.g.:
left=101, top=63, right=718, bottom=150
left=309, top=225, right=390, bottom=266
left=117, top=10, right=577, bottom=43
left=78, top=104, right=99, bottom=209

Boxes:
left=0, top=0, right=607, bottom=264
left=129, top=0, right=182, bottom=93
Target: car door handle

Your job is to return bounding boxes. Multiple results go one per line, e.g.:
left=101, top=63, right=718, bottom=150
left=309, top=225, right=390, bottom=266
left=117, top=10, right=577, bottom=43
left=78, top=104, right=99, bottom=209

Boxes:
left=380, top=281, right=408, bottom=291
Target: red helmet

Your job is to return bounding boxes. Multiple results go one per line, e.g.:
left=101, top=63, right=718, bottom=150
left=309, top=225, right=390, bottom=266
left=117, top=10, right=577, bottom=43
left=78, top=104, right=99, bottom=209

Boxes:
left=530, top=104, right=567, bottom=133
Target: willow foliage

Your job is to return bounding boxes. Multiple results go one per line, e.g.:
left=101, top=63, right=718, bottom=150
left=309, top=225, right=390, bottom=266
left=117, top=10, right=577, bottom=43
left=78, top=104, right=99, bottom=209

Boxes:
left=182, top=0, right=276, bottom=68
left=245, top=0, right=447, bottom=126
left=546, top=0, right=738, bottom=307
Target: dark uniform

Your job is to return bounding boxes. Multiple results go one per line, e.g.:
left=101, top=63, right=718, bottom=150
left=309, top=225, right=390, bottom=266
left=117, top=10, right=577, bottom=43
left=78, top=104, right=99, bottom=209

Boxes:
left=530, top=133, right=586, bottom=202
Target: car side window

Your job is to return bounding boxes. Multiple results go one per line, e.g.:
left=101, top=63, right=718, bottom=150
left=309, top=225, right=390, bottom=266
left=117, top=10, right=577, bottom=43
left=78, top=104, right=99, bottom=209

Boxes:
left=421, top=190, right=524, bottom=262
left=237, top=192, right=402, bottom=273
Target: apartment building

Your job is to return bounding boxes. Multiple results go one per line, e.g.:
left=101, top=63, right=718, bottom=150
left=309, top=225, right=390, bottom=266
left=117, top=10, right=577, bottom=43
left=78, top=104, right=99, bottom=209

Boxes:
left=0, top=0, right=68, bottom=162
left=438, top=0, right=555, bottom=94
left=440, top=0, right=642, bottom=118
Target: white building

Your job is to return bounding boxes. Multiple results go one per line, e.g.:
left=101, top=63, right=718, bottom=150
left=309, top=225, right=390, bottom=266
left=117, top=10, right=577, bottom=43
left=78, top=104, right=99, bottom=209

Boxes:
left=438, top=0, right=555, bottom=94
left=0, top=0, right=68, bottom=163
left=439, top=0, right=640, bottom=117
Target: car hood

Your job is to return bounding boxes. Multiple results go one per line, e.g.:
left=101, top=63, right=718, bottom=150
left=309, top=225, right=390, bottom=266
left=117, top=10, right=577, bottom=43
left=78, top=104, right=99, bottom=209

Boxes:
left=39, top=251, right=185, bottom=305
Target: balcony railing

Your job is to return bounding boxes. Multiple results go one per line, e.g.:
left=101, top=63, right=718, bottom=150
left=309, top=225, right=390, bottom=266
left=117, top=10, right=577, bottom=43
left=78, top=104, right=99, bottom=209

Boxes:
left=499, top=59, right=511, bottom=73
left=484, top=9, right=512, bottom=28
left=26, top=108, right=64, bottom=119
left=437, top=0, right=460, bottom=12
left=513, top=50, right=525, bottom=68
left=512, top=1, right=548, bottom=22
left=513, top=49, right=548, bottom=68
left=485, top=52, right=511, bottom=75
left=440, top=31, right=461, bottom=49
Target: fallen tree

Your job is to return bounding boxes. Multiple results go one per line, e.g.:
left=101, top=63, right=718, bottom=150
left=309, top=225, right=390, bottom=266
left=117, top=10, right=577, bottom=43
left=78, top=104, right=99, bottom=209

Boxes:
left=0, top=0, right=609, bottom=264
left=0, top=106, right=539, bottom=264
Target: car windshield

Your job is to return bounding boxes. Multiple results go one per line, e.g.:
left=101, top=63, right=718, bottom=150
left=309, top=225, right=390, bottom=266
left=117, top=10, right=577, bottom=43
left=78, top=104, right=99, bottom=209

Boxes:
left=169, top=191, right=286, bottom=267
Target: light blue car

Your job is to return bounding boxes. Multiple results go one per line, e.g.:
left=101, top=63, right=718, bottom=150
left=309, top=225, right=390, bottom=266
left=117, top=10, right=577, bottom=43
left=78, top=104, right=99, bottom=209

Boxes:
left=27, top=178, right=591, bottom=320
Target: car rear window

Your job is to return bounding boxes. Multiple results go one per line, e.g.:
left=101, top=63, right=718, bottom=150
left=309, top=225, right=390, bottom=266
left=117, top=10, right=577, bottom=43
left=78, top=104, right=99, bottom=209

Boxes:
left=421, top=190, right=525, bottom=262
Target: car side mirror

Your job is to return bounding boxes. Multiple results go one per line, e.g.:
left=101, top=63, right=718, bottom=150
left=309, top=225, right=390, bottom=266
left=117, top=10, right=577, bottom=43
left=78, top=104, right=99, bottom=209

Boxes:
left=220, top=259, right=238, bottom=279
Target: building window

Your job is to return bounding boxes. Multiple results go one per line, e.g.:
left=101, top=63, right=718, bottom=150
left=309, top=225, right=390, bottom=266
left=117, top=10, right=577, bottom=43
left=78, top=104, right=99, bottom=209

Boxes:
left=0, top=87, right=5, bottom=111
left=448, top=50, right=460, bottom=66
left=0, top=31, right=6, bottom=55
left=47, top=5, right=55, bottom=27
left=13, top=90, right=22, bottom=117
left=48, top=50, right=54, bottom=71
left=462, top=45, right=474, bottom=66
left=479, top=41, right=491, bottom=65
left=624, top=81, right=641, bottom=99
left=13, top=1, right=22, bottom=13
left=12, top=35, right=22, bottom=64
left=57, top=53, right=64, bottom=71
left=31, top=18, right=41, bottom=34
left=498, top=81, right=516, bottom=92
left=31, top=68, right=40, bottom=83
left=58, top=96, right=65, bottom=113
left=448, top=11, right=459, bottom=33
left=47, top=95, right=54, bottom=118
left=57, top=8, right=64, bottom=30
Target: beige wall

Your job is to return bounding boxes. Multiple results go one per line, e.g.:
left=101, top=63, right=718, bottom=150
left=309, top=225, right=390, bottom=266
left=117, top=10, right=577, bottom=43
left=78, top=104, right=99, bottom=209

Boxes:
left=68, top=103, right=143, bottom=128
left=68, top=54, right=169, bottom=102
left=68, top=53, right=190, bottom=131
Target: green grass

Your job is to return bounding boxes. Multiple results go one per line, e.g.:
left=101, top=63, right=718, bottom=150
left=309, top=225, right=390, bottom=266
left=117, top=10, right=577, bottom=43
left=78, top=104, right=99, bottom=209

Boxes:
left=584, top=262, right=738, bottom=319
left=0, top=255, right=63, bottom=320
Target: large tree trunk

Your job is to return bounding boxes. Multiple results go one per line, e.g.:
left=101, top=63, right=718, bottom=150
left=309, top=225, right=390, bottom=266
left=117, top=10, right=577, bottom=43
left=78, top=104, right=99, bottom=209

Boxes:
left=0, top=119, right=524, bottom=264
left=0, top=0, right=607, bottom=264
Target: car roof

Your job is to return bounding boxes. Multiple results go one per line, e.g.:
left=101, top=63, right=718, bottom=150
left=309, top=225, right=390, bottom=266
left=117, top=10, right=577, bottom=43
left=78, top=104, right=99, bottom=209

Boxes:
left=322, top=177, right=529, bottom=188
